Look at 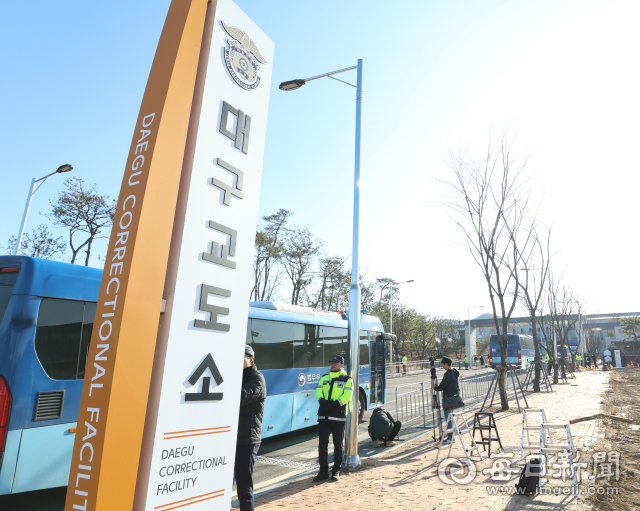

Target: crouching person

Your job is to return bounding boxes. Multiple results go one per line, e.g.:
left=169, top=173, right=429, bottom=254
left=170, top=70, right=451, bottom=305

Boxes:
left=368, top=408, right=401, bottom=447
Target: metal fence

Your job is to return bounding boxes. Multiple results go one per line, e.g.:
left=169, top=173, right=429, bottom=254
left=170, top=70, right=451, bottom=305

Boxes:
left=387, top=359, right=489, bottom=378
left=393, top=368, right=527, bottom=429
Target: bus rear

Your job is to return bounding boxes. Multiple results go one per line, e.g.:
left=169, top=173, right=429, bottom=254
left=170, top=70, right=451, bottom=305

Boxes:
left=489, top=334, right=524, bottom=367
left=0, top=256, right=101, bottom=495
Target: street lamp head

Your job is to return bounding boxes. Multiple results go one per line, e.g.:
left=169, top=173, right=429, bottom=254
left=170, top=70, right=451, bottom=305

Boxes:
left=279, top=79, right=306, bottom=91
left=56, top=164, right=73, bottom=173
left=407, top=280, right=414, bottom=283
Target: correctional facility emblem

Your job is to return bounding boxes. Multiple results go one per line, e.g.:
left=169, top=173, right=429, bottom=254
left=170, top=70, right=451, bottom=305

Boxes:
left=221, top=21, right=267, bottom=90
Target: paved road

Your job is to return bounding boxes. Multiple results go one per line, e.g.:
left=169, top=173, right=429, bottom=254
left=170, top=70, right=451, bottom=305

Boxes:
left=0, top=366, right=495, bottom=510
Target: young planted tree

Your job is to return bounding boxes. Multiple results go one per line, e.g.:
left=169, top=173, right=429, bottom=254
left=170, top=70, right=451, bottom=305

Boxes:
left=5, top=224, right=66, bottom=260
left=48, top=177, right=116, bottom=266
left=252, top=209, right=292, bottom=302
left=441, top=129, right=535, bottom=410
left=548, top=278, right=582, bottom=382
left=517, top=225, right=552, bottom=392
left=585, top=329, right=602, bottom=357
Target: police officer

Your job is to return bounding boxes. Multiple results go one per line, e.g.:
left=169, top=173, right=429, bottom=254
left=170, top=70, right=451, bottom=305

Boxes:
left=313, top=355, right=353, bottom=483
left=402, top=353, right=407, bottom=376
left=464, top=355, right=469, bottom=370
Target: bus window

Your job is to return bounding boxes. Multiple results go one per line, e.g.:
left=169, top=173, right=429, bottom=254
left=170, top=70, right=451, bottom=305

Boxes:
left=293, top=323, right=323, bottom=368
left=322, top=327, right=348, bottom=363
left=0, top=266, right=20, bottom=327
left=359, top=330, right=369, bottom=365
left=249, top=319, right=294, bottom=369
left=76, top=302, right=97, bottom=379
left=35, top=299, right=84, bottom=380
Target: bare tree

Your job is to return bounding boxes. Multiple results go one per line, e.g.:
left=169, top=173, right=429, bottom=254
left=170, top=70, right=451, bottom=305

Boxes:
left=585, top=329, right=603, bottom=357
left=252, top=209, right=292, bottom=302
left=548, top=278, right=583, bottom=382
left=6, top=224, right=66, bottom=260
left=441, top=128, right=535, bottom=410
left=48, top=177, right=116, bottom=266
left=518, top=224, right=552, bottom=392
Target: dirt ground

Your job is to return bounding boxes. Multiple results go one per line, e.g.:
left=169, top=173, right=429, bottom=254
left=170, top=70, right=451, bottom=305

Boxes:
left=588, top=368, right=640, bottom=511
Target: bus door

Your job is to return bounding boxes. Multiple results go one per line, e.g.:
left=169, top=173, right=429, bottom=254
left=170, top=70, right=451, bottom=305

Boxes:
left=370, top=334, right=387, bottom=405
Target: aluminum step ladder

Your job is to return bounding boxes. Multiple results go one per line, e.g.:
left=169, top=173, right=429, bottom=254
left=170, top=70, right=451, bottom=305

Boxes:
left=521, top=408, right=549, bottom=460
left=538, top=423, right=578, bottom=496
left=435, top=412, right=484, bottom=465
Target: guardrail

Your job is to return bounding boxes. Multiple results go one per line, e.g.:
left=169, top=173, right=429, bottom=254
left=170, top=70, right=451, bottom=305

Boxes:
left=393, top=367, right=527, bottom=433
left=387, top=358, right=489, bottom=378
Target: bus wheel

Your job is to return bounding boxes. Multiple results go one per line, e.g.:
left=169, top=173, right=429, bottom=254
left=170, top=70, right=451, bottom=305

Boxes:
left=358, top=391, right=366, bottom=423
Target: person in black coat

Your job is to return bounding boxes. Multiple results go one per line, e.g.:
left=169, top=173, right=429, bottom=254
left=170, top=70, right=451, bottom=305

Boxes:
left=368, top=408, right=401, bottom=447
left=480, top=355, right=485, bottom=368
left=434, top=357, right=460, bottom=443
left=235, top=345, right=266, bottom=511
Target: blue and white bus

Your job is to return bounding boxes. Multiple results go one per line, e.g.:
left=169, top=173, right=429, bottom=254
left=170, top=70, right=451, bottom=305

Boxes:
left=0, top=256, right=387, bottom=495
left=488, top=334, right=535, bottom=367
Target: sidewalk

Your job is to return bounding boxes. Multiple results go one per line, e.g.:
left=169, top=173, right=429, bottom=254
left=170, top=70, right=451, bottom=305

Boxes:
left=255, top=370, right=610, bottom=510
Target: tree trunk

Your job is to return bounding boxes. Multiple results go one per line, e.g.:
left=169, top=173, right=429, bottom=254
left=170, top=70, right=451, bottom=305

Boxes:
left=84, top=237, right=93, bottom=266
left=498, top=366, right=508, bottom=410
left=499, top=327, right=509, bottom=410
left=531, top=315, right=540, bottom=392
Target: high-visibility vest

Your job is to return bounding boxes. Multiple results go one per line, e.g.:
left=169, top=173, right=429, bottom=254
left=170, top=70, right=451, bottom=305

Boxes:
left=545, top=354, right=550, bottom=361
left=402, top=356, right=407, bottom=364
left=315, top=369, right=353, bottom=405
left=464, top=357, right=468, bottom=363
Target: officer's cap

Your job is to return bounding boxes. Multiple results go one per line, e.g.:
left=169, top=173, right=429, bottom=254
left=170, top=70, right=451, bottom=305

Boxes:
left=329, top=355, right=345, bottom=365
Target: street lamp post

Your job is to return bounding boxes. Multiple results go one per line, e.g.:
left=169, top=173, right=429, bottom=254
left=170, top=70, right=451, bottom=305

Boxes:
left=280, top=60, right=363, bottom=467
left=386, top=280, right=414, bottom=368
left=13, top=164, right=73, bottom=255
left=467, top=305, right=484, bottom=365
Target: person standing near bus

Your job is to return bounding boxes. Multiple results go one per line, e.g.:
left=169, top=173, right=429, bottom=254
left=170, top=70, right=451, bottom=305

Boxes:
left=234, top=346, right=266, bottom=511
left=402, top=353, right=407, bottom=376
left=313, top=355, right=353, bottom=483
left=480, top=355, right=485, bottom=368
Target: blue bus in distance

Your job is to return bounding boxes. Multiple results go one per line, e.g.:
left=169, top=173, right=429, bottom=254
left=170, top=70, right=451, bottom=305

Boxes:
left=0, top=256, right=387, bottom=495
left=488, top=334, right=534, bottom=367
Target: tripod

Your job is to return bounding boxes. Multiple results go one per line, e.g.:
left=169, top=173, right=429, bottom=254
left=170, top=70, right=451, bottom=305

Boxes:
left=430, top=368, right=443, bottom=442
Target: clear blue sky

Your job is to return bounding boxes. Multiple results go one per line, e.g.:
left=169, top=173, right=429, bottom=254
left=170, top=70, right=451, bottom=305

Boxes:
left=1, top=0, right=638, bottom=317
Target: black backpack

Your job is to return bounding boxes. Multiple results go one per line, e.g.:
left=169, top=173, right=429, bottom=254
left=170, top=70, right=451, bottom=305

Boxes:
left=515, top=458, right=542, bottom=495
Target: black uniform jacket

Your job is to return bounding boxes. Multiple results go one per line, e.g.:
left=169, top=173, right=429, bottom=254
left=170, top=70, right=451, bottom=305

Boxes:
left=237, top=364, right=267, bottom=445
left=434, top=368, right=460, bottom=398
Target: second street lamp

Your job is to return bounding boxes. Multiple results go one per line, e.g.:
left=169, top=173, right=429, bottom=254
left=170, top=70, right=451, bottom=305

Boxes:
left=280, top=60, right=363, bottom=468
left=467, top=305, right=484, bottom=366
left=13, top=164, right=73, bottom=255
left=385, top=280, right=414, bottom=370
